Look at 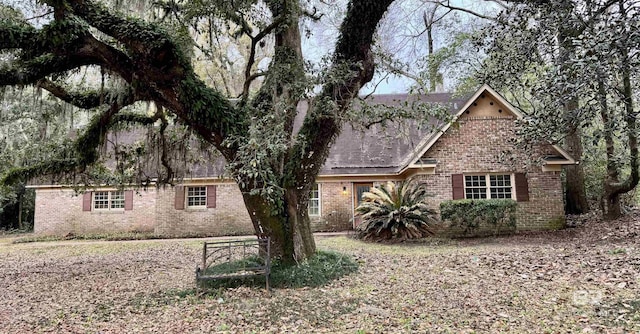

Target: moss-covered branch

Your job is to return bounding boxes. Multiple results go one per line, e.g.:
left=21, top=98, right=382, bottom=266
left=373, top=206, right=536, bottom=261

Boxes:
left=285, top=0, right=394, bottom=188
left=1, top=159, right=80, bottom=186
left=53, top=0, right=190, bottom=77
left=45, top=0, right=167, bottom=51
left=0, top=16, right=135, bottom=87
left=36, top=78, right=136, bottom=110
left=0, top=105, right=154, bottom=186
left=0, top=53, right=95, bottom=86
left=0, top=19, right=36, bottom=49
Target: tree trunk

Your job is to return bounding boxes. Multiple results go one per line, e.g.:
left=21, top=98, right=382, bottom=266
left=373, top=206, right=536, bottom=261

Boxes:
left=284, top=188, right=316, bottom=262
left=17, top=190, right=23, bottom=230
left=558, top=27, right=589, bottom=214
left=597, top=64, right=621, bottom=220
left=564, top=125, right=589, bottom=214
left=427, top=27, right=436, bottom=92
left=241, top=188, right=316, bottom=264
left=604, top=193, right=622, bottom=220
left=598, top=1, right=638, bottom=221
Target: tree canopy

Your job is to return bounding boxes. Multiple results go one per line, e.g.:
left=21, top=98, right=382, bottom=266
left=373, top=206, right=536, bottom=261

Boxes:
left=477, top=0, right=639, bottom=218
left=0, top=0, right=399, bottom=262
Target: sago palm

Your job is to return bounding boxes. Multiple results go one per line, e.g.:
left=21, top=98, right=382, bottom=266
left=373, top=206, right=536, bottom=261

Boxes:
left=355, top=178, right=437, bottom=241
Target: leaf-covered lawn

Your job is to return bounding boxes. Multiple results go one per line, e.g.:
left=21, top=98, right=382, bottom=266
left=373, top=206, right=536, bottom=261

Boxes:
left=1, top=212, right=639, bottom=333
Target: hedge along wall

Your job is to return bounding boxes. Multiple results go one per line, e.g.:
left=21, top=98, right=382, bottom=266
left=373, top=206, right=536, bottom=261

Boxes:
left=439, top=199, right=517, bottom=237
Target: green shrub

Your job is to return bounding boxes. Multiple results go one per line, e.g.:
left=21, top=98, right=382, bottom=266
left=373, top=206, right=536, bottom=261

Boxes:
left=198, top=251, right=358, bottom=290
left=355, top=178, right=437, bottom=241
left=440, top=199, right=517, bottom=236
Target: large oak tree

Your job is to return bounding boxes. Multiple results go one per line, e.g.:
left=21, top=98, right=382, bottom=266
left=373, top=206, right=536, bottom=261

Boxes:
left=0, top=0, right=395, bottom=262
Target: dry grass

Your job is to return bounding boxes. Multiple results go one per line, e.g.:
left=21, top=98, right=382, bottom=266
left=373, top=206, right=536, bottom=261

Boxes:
left=1, top=212, right=639, bottom=333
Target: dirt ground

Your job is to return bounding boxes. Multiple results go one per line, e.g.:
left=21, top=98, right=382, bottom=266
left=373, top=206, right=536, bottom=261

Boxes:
left=1, top=211, right=639, bottom=333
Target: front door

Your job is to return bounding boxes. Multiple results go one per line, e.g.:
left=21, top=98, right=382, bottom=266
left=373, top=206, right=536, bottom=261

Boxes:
left=353, top=182, right=373, bottom=227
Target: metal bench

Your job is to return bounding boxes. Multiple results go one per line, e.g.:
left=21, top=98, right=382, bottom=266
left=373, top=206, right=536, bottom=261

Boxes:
left=195, top=237, right=271, bottom=291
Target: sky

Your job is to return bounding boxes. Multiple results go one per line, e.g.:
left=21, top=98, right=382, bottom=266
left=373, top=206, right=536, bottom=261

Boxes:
left=300, top=0, right=500, bottom=94
left=4, top=0, right=499, bottom=95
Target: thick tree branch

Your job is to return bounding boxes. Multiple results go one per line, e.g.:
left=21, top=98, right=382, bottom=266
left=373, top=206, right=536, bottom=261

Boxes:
left=286, top=0, right=395, bottom=188
left=0, top=54, right=96, bottom=86
left=0, top=98, right=157, bottom=186
left=49, top=0, right=174, bottom=59
left=36, top=78, right=135, bottom=110
left=0, top=18, right=135, bottom=87
left=0, top=99, right=136, bottom=185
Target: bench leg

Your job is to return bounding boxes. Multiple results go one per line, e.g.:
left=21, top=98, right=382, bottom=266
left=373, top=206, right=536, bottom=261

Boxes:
left=265, top=273, right=270, bottom=292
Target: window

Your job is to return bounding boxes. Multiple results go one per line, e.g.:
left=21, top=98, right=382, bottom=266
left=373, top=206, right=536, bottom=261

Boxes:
left=464, top=174, right=512, bottom=199
left=93, top=191, right=125, bottom=210
left=308, top=183, right=321, bottom=216
left=489, top=175, right=512, bottom=199
left=187, top=186, right=207, bottom=207
left=464, top=175, right=487, bottom=199
left=175, top=185, right=216, bottom=210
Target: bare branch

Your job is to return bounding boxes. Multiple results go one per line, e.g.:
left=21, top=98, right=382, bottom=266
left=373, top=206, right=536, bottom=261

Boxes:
left=242, top=15, right=287, bottom=101
left=361, top=72, right=393, bottom=100
left=25, top=11, right=54, bottom=21
left=303, top=7, right=323, bottom=21
left=426, top=0, right=498, bottom=21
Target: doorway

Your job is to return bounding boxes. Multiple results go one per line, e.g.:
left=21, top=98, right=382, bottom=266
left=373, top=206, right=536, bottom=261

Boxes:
left=352, top=182, right=373, bottom=227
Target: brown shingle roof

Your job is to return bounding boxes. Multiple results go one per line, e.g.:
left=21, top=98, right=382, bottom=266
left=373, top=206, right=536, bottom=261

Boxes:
left=314, top=93, right=466, bottom=175
left=30, top=93, right=467, bottom=185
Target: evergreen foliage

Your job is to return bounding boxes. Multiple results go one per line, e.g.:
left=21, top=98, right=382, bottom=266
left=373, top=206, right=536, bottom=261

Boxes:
left=440, top=199, right=517, bottom=236
left=355, top=178, right=436, bottom=241
left=198, top=251, right=358, bottom=289
left=476, top=0, right=640, bottom=218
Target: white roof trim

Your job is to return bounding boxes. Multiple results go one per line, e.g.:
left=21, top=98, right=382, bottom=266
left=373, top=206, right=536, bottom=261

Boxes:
left=407, top=163, right=437, bottom=169
left=399, top=84, right=576, bottom=173
left=545, top=145, right=576, bottom=165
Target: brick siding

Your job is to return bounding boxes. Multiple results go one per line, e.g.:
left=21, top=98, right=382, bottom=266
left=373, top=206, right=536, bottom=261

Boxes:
left=419, top=113, right=565, bottom=233
left=34, top=188, right=157, bottom=235
left=310, top=182, right=353, bottom=231
left=154, top=184, right=254, bottom=237
left=32, top=93, right=566, bottom=236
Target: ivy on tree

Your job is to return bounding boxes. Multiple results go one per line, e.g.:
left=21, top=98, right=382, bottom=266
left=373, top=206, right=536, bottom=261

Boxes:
left=0, top=0, right=397, bottom=263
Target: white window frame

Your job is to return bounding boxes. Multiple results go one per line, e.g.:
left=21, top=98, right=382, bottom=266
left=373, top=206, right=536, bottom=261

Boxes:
left=93, top=191, right=125, bottom=211
left=186, top=186, right=207, bottom=208
left=464, top=174, right=515, bottom=200
left=308, top=183, right=321, bottom=216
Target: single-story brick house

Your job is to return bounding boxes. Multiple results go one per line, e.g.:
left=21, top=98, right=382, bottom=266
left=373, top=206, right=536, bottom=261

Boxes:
left=31, top=84, right=575, bottom=236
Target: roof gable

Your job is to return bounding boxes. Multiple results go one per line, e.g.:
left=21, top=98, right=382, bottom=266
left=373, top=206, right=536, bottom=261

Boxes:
left=400, top=84, right=575, bottom=173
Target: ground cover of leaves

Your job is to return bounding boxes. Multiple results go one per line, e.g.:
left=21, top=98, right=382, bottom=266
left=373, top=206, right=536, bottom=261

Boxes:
left=1, top=212, right=639, bottom=333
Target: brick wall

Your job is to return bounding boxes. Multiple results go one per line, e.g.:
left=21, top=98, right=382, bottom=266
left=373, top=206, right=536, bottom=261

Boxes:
left=418, top=112, right=565, bottom=233
left=34, top=188, right=157, bottom=235
left=310, top=182, right=353, bottom=231
left=32, top=93, right=565, bottom=236
left=154, top=183, right=254, bottom=237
